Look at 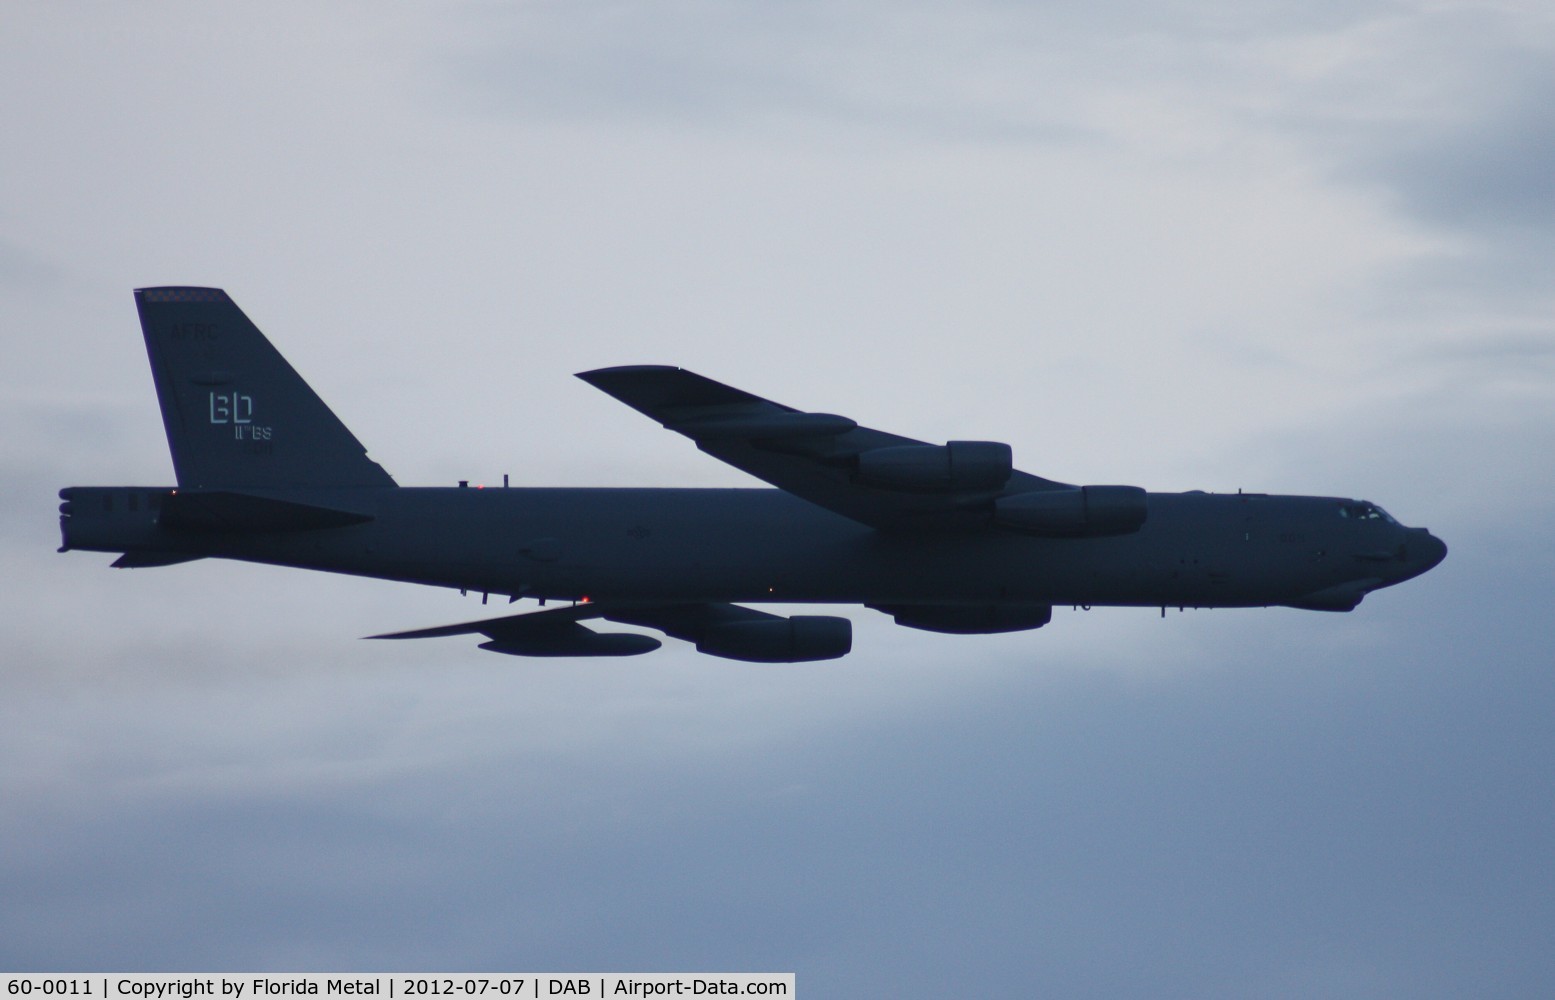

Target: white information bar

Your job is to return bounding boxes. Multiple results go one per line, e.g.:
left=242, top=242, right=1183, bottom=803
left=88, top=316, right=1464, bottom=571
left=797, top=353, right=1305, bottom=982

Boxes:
left=2, top=977, right=793, bottom=1000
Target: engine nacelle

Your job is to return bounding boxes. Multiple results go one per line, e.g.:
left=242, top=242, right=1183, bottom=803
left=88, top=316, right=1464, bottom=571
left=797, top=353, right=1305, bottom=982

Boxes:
left=873, top=603, right=1053, bottom=634
left=696, top=615, right=852, bottom=662
left=994, top=485, right=1148, bottom=536
left=855, top=441, right=1013, bottom=493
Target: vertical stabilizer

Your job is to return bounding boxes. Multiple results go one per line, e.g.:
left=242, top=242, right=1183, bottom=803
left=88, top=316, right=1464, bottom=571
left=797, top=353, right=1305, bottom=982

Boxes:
left=135, top=287, right=395, bottom=489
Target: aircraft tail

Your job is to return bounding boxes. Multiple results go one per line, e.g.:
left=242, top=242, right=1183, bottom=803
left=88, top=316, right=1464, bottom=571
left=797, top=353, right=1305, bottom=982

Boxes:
left=135, top=287, right=395, bottom=490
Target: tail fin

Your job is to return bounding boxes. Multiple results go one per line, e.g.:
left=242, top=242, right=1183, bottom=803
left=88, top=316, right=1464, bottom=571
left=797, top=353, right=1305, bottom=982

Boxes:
left=135, top=287, right=395, bottom=490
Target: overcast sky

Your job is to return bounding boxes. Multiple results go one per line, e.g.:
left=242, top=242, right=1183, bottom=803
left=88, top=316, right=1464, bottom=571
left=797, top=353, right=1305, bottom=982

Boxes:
left=3, top=1, right=1553, bottom=995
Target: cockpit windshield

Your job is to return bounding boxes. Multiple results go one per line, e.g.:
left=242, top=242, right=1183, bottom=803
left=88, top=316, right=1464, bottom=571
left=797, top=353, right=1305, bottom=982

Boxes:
left=1339, top=501, right=1396, bottom=523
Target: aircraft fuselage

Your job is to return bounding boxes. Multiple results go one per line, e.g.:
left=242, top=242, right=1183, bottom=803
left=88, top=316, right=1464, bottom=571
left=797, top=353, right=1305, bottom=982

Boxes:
left=60, top=485, right=1445, bottom=612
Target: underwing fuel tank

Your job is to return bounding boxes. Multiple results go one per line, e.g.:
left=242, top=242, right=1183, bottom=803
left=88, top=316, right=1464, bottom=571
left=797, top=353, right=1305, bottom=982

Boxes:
left=480, top=630, right=662, bottom=657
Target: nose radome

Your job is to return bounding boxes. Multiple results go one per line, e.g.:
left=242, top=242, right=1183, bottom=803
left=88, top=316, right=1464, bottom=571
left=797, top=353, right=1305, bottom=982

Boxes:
left=1411, top=528, right=1447, bottom=572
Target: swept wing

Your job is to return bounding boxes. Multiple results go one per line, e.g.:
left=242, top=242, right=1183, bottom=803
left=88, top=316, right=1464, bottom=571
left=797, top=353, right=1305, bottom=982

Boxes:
left=577, top=365, right=1071, bottom=531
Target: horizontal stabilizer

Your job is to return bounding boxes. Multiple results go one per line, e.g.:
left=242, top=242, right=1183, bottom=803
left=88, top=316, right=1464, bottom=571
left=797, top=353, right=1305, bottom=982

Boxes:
left=160, top=490, right=372, bottom=533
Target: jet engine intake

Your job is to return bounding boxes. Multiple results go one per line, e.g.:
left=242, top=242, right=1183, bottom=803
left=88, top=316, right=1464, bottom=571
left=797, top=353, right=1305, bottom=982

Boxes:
left=855, top=441, right=1012, bottom=493
left=696, top=614, right=852, bottom=662
left=994, top=485, right=1148, bottom=536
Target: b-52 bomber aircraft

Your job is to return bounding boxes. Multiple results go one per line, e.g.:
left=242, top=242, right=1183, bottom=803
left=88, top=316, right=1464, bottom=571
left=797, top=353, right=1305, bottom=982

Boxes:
left=58, top=287, right=1447, bottom=662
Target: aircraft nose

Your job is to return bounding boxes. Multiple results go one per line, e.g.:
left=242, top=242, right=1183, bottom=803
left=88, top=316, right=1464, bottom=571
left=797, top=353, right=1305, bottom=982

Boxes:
left=1406, top=528, right=1447, bottom=575
left=1375, top=528, right=1446, bottom=587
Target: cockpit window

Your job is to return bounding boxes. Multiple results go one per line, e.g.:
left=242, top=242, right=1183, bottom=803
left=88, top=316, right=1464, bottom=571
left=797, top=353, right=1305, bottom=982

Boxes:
left=1339, top=501, right=1395, bottom=523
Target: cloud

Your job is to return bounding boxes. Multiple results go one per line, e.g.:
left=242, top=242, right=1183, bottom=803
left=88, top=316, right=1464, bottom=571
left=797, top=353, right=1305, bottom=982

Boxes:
left=1382, top=71, right=1555, bottom=237
left=0, top=237, right=67, bottom=292
left=445, top=2, right=1073, bottom=137
left=1267, top=11, right=1555, bottom=237
left=3, top=1, right=1554, bottom=994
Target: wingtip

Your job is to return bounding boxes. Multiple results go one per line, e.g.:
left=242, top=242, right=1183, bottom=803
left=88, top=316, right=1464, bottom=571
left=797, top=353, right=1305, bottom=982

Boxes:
left=364, top=626, right=449, bottom=640
left=575, top=364, right=682, bottom=381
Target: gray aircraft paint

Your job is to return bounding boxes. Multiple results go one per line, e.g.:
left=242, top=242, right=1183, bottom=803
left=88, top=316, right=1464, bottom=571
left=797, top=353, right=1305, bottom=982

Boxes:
left=58, top=288, right=1447, bottom=661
